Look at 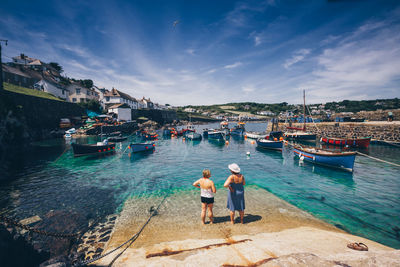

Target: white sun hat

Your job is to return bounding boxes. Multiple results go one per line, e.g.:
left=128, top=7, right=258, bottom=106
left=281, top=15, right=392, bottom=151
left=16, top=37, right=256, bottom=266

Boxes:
left=228, top=163, right=240, bottom=173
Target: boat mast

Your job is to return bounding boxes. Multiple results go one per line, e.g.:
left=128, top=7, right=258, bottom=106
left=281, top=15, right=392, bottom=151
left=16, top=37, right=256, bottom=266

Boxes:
left=303, top=89, right=306, bottom=131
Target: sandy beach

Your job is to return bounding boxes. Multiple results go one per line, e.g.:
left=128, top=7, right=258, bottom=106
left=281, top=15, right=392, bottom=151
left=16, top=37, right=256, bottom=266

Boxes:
left=92, top=186, right=399, bottom=266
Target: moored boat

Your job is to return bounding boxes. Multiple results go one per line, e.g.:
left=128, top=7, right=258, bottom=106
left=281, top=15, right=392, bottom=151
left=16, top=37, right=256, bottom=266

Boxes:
left=72, top=142, right=116, bottom=157
left=320, top=136, right=371, bottom=148
left=207, top=130, right=225, bottom=140
left=256, top=138, right=283, bottom=151
left=293, top=145, right=356, bottom=172
left=185, top=132, right=202, bottom=141
left=245, top=131, right=267, bottom=139
left=230, top=122, right=245, bottom=136
left=141, top=130, right=159, bottom=140
left=284, top=131, right=317, bottom=141
left=129, top=142, right=155, bottom=153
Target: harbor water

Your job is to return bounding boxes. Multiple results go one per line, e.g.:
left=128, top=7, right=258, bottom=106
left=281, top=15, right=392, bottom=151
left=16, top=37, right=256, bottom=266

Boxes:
left=0, top=122, right=399, bottom=249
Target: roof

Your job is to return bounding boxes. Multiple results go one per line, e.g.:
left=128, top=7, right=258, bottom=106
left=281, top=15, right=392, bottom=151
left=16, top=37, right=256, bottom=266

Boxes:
left=107, top=103, right=131, bottom=109
left=28, top=59, right=44, bottom=66
left=104, top=88, right=137, bottom=102
left=12, top=54, right=38, bottom=63
left=2, top=65, right=32, bottom=78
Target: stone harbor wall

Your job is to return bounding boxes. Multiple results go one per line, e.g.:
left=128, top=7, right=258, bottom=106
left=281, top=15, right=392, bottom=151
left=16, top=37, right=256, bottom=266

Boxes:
left=276, top=122, right=400, bottom=142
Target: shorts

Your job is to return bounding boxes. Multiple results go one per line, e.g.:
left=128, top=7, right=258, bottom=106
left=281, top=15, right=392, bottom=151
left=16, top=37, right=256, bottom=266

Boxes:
left=201, top=196, right=214, bottom=204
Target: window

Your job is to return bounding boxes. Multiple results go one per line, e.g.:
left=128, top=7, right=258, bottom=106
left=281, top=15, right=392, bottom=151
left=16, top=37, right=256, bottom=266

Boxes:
left=105, top=96, right=110, bottom=101
left=72, top=98, right=76, bottom=102
left=62, top=90, right=65, bottom=95
left=76, top=88, right=81, bottom=95
left=80, top=98, right=85, bottom=103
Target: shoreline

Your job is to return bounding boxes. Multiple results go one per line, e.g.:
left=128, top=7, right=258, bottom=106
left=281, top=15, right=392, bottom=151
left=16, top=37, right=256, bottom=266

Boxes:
left=86, top=185, right=399, bottom=266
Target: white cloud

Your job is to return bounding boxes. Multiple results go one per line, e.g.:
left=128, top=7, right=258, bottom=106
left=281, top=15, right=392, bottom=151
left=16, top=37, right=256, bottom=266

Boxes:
left=300, top=19, right=400, bottom=103
left=224, top=62, right=242, bottom=69
left=283, top=49, right=311, bottom=69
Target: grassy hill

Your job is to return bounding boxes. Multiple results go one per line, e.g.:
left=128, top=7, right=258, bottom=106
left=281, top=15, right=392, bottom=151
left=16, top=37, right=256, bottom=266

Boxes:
left=3, top=82, right=64, bottom=101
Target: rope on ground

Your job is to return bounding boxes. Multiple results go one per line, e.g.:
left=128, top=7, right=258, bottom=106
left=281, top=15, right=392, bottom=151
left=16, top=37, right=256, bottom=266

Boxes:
left=0, top=214, right=79, bottom=239
left=356, top=151, right=400, bottom=167
left=73, top=191, right=169, bottom=266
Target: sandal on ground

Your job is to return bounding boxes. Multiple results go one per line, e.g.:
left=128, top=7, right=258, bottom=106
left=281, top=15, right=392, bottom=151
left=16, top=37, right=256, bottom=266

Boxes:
left=347, top=242, right=368, bottom=251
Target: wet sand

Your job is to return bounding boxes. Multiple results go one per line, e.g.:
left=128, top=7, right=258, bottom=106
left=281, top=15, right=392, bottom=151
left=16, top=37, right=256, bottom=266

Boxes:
left=95, top=185, right=398, bottom=266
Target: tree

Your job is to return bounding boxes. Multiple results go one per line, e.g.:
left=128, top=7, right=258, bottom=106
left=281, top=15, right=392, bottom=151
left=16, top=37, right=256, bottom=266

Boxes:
left=80, top=79, right=93, bottom=89
left=78, top=99, right=102, bottom=113
left=49, top=62, right=63, bottom=73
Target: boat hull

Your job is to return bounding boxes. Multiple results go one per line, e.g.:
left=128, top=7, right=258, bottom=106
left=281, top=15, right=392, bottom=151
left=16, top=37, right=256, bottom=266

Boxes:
left=129, top=143, right=155, bottom=153
left=72, top=143, right=116, bottom=157
left=245, top=132, right=267, bottom=139
left=256, top=139, right=283, bottom=151
left=231, top=128, right=245, bottom=136
left=293, top=147, right=356, bottom=172
left=186, top=132, right=202, bottom=140
left=208, top=131, right=225, bottom=140
left=321, top=137, right=371, bottom=148
left=284, top=132, right=316, bottom=140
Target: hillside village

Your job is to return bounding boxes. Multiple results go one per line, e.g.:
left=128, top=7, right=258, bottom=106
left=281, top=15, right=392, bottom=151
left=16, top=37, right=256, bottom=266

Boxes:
left=2, top=53, right=170, bottom=121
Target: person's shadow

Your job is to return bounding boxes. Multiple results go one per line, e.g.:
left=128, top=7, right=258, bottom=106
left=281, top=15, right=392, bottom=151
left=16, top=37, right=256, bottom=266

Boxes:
left=213, top=214, right=262, bottom=224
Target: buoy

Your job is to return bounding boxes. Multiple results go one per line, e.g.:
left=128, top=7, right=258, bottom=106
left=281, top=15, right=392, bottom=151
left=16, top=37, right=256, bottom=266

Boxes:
left=251, top=140, right=255, bottom=144
left=246, top=151, right=250, bottom=156
left=244, top=135, right=247, bottom=139
left=279, top=137, right=283, bottom=141
left=225, top=141, right=229, bottom=145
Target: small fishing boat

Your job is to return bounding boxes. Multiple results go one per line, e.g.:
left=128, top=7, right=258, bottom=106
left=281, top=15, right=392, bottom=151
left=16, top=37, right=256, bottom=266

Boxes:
left=320, top=136, right=371, bottom=148
left=185, top=132, right=202, bottom=141
left=220, top=121, right=230, bottom=136
left=230, top=122, right=245, bottom=136
left=284, top=91, right=316, bottom=141
left=207, top=130, right=225, bottom=140
left=129, top=142, right=155, bottom=153
left=72, top=142, right=116, bottom=157
left=245, top=131, right=267, bottom=139
left=107, top=136, right=127, bottom=142
left=293, top=145, right=356, bottom=172
left=256, top=138, right=283, bottom=151
left=141, top=130, right=158, bottom=140
left=284, top=131, right=317, bottom=141
left=64, top=133, right=72, bottom=139
left=163, top=127, right=178, bottom=136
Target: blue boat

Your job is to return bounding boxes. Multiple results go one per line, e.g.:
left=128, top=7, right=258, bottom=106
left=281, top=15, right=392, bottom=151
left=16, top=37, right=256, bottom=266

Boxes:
left=293, top=145, right=356, bottom=172
left=256, top=139, right=283, bottom=151
left=207, top=130, right=225, bottom=140
left=129, top=142, right=155, bottom=153
left=230, top=122, right=245, bottom=136
left=185, top=132, right=202, bottom=141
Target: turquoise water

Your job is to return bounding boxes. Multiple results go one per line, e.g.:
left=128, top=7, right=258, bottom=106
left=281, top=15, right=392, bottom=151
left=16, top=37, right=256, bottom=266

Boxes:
left=1, top=122, right=399, bottom=248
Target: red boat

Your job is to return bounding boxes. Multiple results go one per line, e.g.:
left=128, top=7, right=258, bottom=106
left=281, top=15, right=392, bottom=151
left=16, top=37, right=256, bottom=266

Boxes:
left=320, top=136, right=371, bottom=148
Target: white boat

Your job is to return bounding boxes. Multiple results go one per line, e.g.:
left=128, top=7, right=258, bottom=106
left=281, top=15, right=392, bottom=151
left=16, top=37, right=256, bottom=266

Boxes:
left=65, top=128, right=76, bottom=134
left=245, top=131, right=267, bottom=139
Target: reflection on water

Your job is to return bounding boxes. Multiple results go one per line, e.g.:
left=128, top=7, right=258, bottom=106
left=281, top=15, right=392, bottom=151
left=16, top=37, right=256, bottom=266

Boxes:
left=0, top=122, right=399, bottom=249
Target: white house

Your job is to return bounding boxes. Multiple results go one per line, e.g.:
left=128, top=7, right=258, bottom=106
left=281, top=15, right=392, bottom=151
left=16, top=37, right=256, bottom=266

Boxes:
left=108, top=103, right=132, bottom=121
left=67, top=82, right=99, bottom=103
left=103, top=88, right=138, bottom=109
left=34, top=79, right=68, bottom=100
left=138, top=99, right=146, bottom=109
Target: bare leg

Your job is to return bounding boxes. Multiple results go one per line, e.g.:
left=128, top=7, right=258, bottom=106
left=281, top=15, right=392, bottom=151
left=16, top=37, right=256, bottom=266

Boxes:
left=208, top=204, right=214, bottom=224
left=201, top=203, right=207, bottom=224
left=239, top=210, right=244, bottom=224
left=230, top=211, right=235, bottom=224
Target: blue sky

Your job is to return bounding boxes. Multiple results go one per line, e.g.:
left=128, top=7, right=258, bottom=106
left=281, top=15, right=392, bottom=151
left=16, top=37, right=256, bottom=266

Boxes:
left=1, top=0, right=399, bottom=106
